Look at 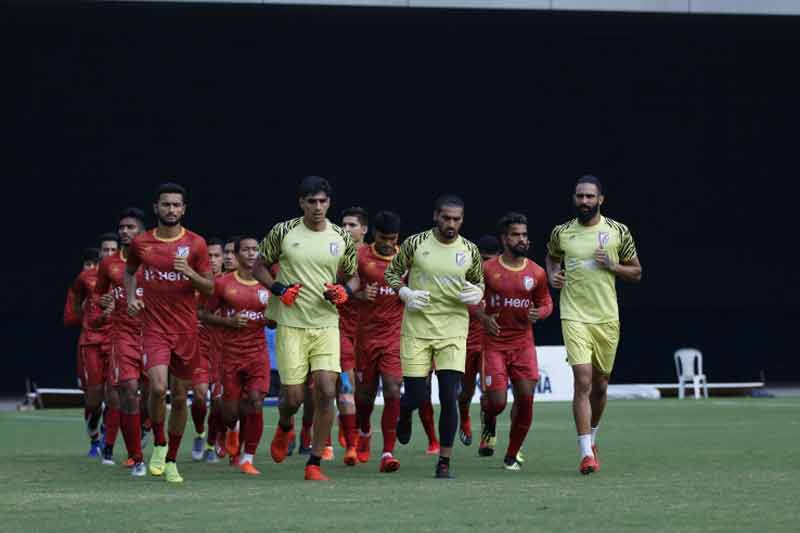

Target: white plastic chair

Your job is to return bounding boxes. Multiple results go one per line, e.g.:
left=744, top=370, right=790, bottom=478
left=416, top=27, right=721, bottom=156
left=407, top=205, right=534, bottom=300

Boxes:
left=674, top=348, right=709, bottom=399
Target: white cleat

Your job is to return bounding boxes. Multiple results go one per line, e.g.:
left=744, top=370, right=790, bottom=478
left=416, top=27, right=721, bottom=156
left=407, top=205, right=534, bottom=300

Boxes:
left=191, top=436, right=205, bottom=461
left=503, top=459, right=523, bottom=471
left=203, top=448, right=219, bottom=463
left=131, top=462, right=147, bottom=477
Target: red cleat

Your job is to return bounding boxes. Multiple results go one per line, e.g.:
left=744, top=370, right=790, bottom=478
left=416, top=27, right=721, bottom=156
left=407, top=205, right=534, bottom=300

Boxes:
left=343, top=447, right=358, bottom=466
left=580, top=455, right=599, bottom=475
left=225, top=430, right=240, bottom=457
left=304, top=465, right=329, bottom=481
left=459, top=417, right=473, bottom=446
left=356, top=433, right=371, bottom=463
left=379, top=454, right=400, bottom=473
left=270, top=425, right=294, bottom=464
left=215, top=433, right=227, bottom=458
left=239, top=461, right=261, bottom=475
left=592, top=444, right=600, bottom=471
left=123, top=457, right=135, bottom=468
left=426, top=440, right=441, bottom=456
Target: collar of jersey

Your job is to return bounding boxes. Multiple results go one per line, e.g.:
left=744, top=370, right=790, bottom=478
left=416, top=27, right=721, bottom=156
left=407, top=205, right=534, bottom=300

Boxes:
left=234, top=271, right=259, bottom=286
left=152, top=227, right=186, bottom=242
left=498, top=256, right=528, bottom=272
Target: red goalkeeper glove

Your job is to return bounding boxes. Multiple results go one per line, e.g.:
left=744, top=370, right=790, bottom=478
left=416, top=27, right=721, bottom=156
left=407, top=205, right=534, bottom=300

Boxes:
left=323, top=283, right=352, bottom=305
left=271, top=282, right=302, bottom=306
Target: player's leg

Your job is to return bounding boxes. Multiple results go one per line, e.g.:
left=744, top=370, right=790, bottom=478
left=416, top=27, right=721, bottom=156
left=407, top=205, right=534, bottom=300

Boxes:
left=563, top=320, right=599, bottom=474
left=458, top=350, right=481, bottom=446
left=164, top=376, right=190, bottom=482
left=587, top=321, right=619, bottom=470
left=146, top=364, right=170, bottom=476
left=337, top=368, right=359, bottom=466
left=354, top=344, right=379, bottom=464
left=479, top=349, right=509, bottom=458
left=190, top=382, right=209, bottom=461
left=101, top=382, right=122, bottom=465
left=397, top=336, right=433, bottom=446
left=504, top=378, right=535, bottom=470
left=431, top=338, right=468, bottom=479
left=81, top=345, right=105, bottom=457
left=205, top=390, right=224, bottom=462
left=239, top=357, right=269, bottom=474
left=419, top=378, right=440, bottom=455
left=298, top=377, right=314, bottom=455
left=378, top=373, right=402, bottom=472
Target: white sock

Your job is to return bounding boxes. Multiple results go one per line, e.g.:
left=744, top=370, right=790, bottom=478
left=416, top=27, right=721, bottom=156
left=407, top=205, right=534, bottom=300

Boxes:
left=578, top=434, right=593, bottom=458
left=242, top=453, right=254, bottom=464
left=360, top=430, right=372, bottom=438
left=591, top=426, right=599, bottom=445
left=381, top=452, right=393, bottom=459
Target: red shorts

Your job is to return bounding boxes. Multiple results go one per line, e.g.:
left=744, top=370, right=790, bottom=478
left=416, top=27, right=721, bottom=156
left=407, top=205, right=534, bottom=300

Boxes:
left=110, top=333, right=144, bottom=386
left=463, top=348, right=482, bottom=389
left=356, top=336, right=402, bottom=386
left=143, top=331, right=199, bottom=381
left=482, top=343, right=539, bottom=392
left=340, top=334, right=356, bottom=372
left=80, top=343, right=111, bottom=388
left=222, top=350, right=270, bottom=401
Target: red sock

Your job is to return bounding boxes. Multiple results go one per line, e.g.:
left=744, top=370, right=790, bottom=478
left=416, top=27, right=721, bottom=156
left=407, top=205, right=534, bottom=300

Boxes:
left=121, top=412, right=143, bottom=462
left=340, top=413, right=357, bottom=448
left=419, top=400, right=438, bottom=443
left=191, top=399, right=207, bottom=435
left=153, top=421, right=167, bottom=447
left=166, top=432, right=183, bottom=462
left=244, top=410, right=264, bottom=455
left=104, top=407, right=121, bottom=447
left=355, top=394, right=374, bottom=434
left=207, top=407, right=223, bottom=447
left=325, top=434, right=332, bottom=447
left=382, top=398, right=400, bottom=454
left=506, top=395, right=533, bottom=459
left=458, top=401, right=471, bottom=423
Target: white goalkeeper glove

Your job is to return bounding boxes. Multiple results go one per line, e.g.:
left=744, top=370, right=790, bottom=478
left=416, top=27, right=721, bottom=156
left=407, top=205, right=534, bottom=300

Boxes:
left=399, top=286, right=430, bottom=311
left=458, top=281, right=483, bottom=305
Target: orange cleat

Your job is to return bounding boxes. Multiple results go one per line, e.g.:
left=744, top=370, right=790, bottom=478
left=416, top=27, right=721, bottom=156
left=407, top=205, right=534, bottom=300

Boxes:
left=304, top=464, right=329, bottom=481
left=321, top=445, right=334, bottom=461
left=225, top=430, right=240, bottom=457
left=592, top=444, right=600, bottom=471
left=270, top=425, right=294, bottom=464
left=356, top=433, right=371, bottom=463
left=426, top=440, right=441, bottom=456
left=239, top=461, right=261, bottom=475
left=580, top=455, right=599, bottom=475
left=123, top=457, right=135, bottom=468
left=379, top=454, right=400, bottom=473
left=343, top=447, right=358, bottom=466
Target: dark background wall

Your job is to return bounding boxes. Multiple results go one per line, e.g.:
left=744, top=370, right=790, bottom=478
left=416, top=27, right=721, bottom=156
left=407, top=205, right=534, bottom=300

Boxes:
left=2, top=3, right=797, bottom=394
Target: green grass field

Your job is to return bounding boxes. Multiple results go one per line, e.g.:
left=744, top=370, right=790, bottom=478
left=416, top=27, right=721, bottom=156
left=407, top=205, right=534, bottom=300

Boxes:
left=2, top=398, right=798, bottom=532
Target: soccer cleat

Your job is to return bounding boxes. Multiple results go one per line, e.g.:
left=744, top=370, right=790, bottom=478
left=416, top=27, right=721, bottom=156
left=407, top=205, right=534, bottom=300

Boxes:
left=131, top=461, right=147, bottom=477
left=459, top=417, right=473, bottom=446
left=149, top=445, right=167, bottom=476
left=337, top=420, right=346, bottom=449
left=191, top=435, right=205, bottom=461
left=379, top=454, right=400, bottom=473
left=322, top=446, right=334, bottom=461
left=287, top=434, right=296, bottom=457
left=203, top=448, right=219, bottom=463
left=87, top=439, right=102, bottom=458
left=239, top=461, right=261, bottom=475
left=298, top=426, right=312, bottom=455
left=304, top=465, right=329, bottom=481
left=270, top=426, right=294, bottom=464
left=123, top=457, right=135, bottom=468
left=396, top=411, right=412, bottom=445
left=426, top=440, right=441, bottom=456
left=229, top=453, right=240, bottom=466
left=101, top=444, right=115, bottom=465
left=580, top=455, right=598, bottom=475
left=503, top=456, right=523, bottom=471
left=478, top=416, right=496, bottom=457
left=343, top=447, right=358, bottom=466
left=215, top=433, right=226, bottom=458
left=356, top=433, right=371, bottom=463
left=435, top=462, right=454, bottom=479
left=165, top=462, right=184, bottom=483
left=592, top=444, right=600, bottom=471
left=516, top=451, right=526, bottom=464
left=225, top=430, right=240, bottom=458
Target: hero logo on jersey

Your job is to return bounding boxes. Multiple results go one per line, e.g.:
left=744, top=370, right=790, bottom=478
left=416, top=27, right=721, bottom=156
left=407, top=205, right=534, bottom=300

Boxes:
left=329, top=242, right=340, bottom=256
left=523, top=276, right=535, bottom=291
left=258, top=289, right=269, bottom=305
left=597, top=232, right=610, bottom=249
left=455, top=251, right=466, bottom=266
left=176, top=246, right=190, bottom=258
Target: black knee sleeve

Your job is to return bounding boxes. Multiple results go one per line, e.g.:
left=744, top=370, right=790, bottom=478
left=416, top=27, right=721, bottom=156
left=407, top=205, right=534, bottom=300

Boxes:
left=400, top=376, right=428, bottom=412
left=436, top=370, right=462, bottom=448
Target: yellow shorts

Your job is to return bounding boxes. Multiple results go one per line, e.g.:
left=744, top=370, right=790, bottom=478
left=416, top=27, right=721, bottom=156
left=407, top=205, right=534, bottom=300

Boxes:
left=275, top=325, right=340, bottom=385
left=400, top=335, right=466, bottom=378
left=562, top=320, right=620, bottom=376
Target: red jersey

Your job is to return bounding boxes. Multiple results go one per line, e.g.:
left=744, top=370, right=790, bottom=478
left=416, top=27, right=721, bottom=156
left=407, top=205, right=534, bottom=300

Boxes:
left=94, top=250, right=144, bottom=339
left=71, top=268, right=111, bottom=345
left=127, top=228, right=211, bottom=335
left=338, top=245, right=366, bottom=338
left=483, top=256, right=553, bottom=351
left=198, top=272, right=228, bottom=348
left=356, top=244, right=404, bottom=343
left=467, top=305, right=484, bottom=352
left=208, top=272, right=269, bottom=359
left=63, top=286, right=81, bottom=328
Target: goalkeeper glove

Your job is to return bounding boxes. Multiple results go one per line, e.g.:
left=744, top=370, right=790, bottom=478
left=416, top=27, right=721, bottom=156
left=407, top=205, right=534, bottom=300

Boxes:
left=458, top=281, right=483, bottom=305
left=271, top=282, right=302, bottom=306
left=399, top=286, right=430, bottom=311
left=323, top=283, right=352, bottom=305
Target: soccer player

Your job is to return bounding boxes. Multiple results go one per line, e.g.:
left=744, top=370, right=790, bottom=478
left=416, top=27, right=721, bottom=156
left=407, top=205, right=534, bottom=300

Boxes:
left=545, top=175, right=642, bottom=475
left=353, top=211, right=404, bottom=472
left=71, top=234, right=119, bottom=457
left=477, top=213, right=553, bottom=470
left=385, top=194, right=484, bottom=479
left=337, top=206, right=368, bottom=464
left=95, top=208, right=148, bottom=475
left=253, top=175, right=358, bottom=481
left=125, top=183, right=213, bottom=483
left=223, top=236, right=240, bottom=273
left=65, top=248, right=99, bottom=391
left=458, top=235, right=501, bottom=447
left=204, top=236, right=272, bottom=475
left=191, top=237, right=225, bottom=462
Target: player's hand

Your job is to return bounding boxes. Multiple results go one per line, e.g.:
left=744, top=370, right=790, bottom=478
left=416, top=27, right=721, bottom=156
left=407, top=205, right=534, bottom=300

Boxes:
left=365, top=282, right=379, bottom=302
left=594, top=248, right=616, bottom=271
left=528, top=306, right=540, bottom=323
left=173, top=256, right=192, bottom=275
left=549, top=269, right=566, bottom=289
left=323, top=283, right=351, bottom=305
left=458, top=281, right=484, bottom=305
left=230, top=312, right=249, bottom=329
left=127, top=298, right=145, bottom=316
left=102, top=298, right=115, bottom=317
left=271, top=282, right=302, bottom=306
left=481, top=313, right=501, bottom=336
left=99, top=293, right=114, bottom=310
left=399, top=287, right=430, bottom=311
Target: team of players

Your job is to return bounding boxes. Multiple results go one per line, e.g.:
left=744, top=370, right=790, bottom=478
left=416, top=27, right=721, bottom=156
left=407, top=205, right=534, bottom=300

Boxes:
left=65, top=174, right=640, bottom=481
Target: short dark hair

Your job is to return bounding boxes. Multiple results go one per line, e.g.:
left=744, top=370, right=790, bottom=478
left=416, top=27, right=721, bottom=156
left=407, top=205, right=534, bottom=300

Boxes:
left=207, top=237, right=224, bottom=249
left=477, top=235, right=501, bottom=256
left=234, top=235, right=259, bottom=254
left=224, top=235, right=241, bottom=248
left=372, top=211, right=402, bottom=235
left=496, top=212, right=528, bottom=236
left=98, top=232, right=120, bottom=246
left=298, top=176, right=332, bottom=199
left=341, top=207, right=369, bottom=227
left=119, top=207, right=146, bottom=228
left=434, top=194, right=464, bottom=212
left=576, top=174, right=603, bottom=195
left=82, top=247, right=100, bottom=264
left=155, top=182, right=187, bottom=203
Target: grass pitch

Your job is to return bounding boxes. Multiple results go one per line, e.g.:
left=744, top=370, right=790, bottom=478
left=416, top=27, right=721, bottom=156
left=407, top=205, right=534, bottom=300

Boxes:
left=1, top=398, right=797, bottom=532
